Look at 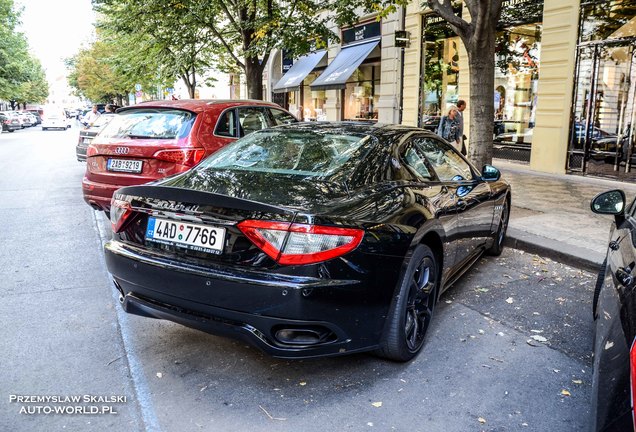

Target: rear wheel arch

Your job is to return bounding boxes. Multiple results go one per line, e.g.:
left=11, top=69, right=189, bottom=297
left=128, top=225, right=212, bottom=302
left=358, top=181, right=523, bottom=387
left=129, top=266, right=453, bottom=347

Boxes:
left=420, top=231, right=443, bottom=298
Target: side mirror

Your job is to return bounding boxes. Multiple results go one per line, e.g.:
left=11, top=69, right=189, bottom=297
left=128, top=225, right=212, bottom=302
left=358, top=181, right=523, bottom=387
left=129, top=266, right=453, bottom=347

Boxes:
left=481, top=165, right=500, bottom=182
left=591, top=189, right=626, bottom=215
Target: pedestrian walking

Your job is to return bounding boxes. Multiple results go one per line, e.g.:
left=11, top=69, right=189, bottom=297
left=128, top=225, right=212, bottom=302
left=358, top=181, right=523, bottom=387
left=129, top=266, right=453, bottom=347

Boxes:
left=457, top=99, right=467, bottom=155
left=436, top=105, right=462, bottom=152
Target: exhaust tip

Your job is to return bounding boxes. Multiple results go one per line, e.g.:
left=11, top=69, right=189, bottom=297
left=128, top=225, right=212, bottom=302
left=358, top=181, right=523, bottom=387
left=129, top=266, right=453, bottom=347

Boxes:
left=273, top=326, right=336, bottom=346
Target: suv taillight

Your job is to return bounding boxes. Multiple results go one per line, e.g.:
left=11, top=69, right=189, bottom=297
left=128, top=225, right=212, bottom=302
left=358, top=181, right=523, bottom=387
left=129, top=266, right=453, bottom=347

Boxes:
left=153, top=148, right=206, bottom=167
left=110, top=198, right=133, bottom=233
left=86, top=145, right=98, bottom=157
left=237, top=220, right=364, bottom=265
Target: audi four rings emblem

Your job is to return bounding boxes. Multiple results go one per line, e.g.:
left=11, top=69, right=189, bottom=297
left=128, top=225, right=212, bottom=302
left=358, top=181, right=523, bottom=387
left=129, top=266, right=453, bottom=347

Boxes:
left=115, top=147, right=129, bottom=154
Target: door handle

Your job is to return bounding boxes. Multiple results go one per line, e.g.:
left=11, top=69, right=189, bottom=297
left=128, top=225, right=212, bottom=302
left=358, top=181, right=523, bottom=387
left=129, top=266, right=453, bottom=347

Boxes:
left=616, top=267, right=633, bottom=286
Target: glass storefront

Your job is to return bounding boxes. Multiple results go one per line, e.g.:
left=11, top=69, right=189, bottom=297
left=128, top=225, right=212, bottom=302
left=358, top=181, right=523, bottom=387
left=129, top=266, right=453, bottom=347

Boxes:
left=343, top=64, right=380, bottom=121
left=420, top=9, right=461, bottom=130
left=568, top=0, right=636, bottom=180
left=493, top=22, right=542, bottom=150
left=286, top=72, right=327, bottom=121
left=420, top=0, right=544, bottom=162
left=302, top=72, right=327, bottom=121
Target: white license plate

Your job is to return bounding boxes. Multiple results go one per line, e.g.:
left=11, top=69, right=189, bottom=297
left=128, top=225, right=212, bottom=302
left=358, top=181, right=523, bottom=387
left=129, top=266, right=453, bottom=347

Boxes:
left=145, top=217, right=226, bottom=254
left=107, top=159, right=143, bottom=173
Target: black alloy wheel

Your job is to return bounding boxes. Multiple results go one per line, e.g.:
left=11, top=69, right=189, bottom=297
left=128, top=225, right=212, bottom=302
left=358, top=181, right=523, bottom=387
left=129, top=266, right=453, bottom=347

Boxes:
left=487, top=197, right=510, bottom=256
left=377, top=244, right=438, bottom=362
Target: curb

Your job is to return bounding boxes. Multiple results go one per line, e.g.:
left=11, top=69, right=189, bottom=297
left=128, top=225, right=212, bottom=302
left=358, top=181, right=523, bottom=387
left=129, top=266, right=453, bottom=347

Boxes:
left=504, top=227, right=604, bottom=274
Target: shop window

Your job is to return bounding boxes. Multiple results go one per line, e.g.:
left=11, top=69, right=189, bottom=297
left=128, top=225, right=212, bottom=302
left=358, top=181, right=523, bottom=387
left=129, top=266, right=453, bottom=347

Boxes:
left=579, top=0, right=636, bottom=43
left=343, top=64, right=380, bottom=121
left=493, top=22, right=542, bottom=146
left=301, top=73, right=327, bottom=121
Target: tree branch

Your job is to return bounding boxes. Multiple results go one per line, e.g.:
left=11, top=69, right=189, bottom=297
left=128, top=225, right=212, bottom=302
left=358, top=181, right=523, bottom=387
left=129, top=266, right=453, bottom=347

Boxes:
left=218, top=0, right=242, bottom=33
left=426, top=0, right=470, bottom=41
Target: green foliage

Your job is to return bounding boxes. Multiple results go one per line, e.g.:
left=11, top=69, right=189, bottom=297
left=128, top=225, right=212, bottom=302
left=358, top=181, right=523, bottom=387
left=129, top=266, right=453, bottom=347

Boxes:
left=66, top=40, right=130, bottom=103
left=93, top=0, right=221, bottom=98
left=92, top=0, right=410, bottom=99
left=0, top=0, right=48, bottom=104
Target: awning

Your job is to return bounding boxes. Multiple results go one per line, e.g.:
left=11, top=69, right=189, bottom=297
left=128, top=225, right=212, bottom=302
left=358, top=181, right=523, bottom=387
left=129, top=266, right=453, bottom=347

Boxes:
left=272, top=51, right=327, bottom=93
left=310, top=40, right=380, bottom=91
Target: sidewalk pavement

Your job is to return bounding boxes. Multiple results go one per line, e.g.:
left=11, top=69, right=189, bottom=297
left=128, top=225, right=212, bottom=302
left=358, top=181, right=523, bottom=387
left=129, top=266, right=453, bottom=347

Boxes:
left=496, top=160, right=636, bottom=273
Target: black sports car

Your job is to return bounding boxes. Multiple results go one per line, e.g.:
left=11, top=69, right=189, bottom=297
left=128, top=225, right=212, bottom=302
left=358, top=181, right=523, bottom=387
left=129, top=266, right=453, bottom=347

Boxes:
left=591, top=190, right=636, bottom=431
left=105, top=123, right=510, bottom=361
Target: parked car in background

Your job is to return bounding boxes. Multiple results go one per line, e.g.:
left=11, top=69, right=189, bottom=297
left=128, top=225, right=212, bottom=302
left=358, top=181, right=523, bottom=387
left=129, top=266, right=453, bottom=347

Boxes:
left=421, top=115, right=440, bottom=132
left=82, top=99, right=297, bottom=213
left=16, top=112, right=33, bottom=128
left=0, top=112, right=21, bottom=132
left=41, top=110, right=70, bottom=130
left=76, top=113, right=115, bottom=161
left=590, top=189, right=636, bottom=432
left=24, top=112, right=38, bottom=126
left=104, top=122, right=510, bottom=360
left=25, top=110, right=43, bottom=125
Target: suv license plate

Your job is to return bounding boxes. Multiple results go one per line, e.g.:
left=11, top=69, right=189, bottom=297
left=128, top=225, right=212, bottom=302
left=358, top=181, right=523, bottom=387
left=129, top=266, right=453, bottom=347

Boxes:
left=146, top=217, right=226, bottom=254
left=107, top=159, right=143, bottom=173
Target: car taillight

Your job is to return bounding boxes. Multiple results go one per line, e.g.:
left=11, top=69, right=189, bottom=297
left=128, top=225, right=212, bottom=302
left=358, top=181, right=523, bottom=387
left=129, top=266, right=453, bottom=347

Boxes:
left=631, top=338, right=636, bottom=430
left=237, top=220, right=364, bottom=265
left=153, top=148, right=206, bottom=167
left=110, top=198, right=133, bottom=233
left=86, top=145, right=98, bottom=157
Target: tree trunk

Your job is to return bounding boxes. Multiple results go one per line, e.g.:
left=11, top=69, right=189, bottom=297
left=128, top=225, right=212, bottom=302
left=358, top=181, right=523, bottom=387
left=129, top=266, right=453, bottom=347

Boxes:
left=245, top=56, right=264, bottom=100
left=466, top=37, right=496, bottom=169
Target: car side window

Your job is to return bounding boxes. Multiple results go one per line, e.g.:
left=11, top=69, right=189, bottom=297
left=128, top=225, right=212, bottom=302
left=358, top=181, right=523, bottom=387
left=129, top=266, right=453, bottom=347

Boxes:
left=402, top=145, right=434, bottom=180
left=214, top=109, right=237, bottom=138
left=238, top=107, right=269, bottom=137
left=414, top=137, right=473, bottom=181
left=269, top=109, right=297, bottom=126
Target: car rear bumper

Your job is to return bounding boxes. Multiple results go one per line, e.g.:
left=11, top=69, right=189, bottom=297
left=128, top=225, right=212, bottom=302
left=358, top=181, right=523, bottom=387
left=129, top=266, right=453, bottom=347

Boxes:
left=105, top=240, right=392, bottom=358
left=82, top=176, right=119, bottom=211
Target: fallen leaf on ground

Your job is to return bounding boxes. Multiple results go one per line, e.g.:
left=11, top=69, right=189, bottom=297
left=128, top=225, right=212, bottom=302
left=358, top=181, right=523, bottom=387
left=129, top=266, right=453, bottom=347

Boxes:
left=572, top=380, right=583, bottom=385
left=299, top=382, right=307, bottom=386
left=478, top=417, right=487, bottom=424
left=371, top=402, right=382, bottom=408
left=505, top=297, right=514, bottom=304
left=561, top=389, right=571, bottom=397
left=156, top=372, right=163, bottom=378
left=531, top=335, right=547, bottom=342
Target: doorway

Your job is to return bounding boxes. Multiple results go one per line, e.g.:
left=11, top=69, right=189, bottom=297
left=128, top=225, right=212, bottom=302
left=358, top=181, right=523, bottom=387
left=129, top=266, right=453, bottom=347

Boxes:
left=568, top=40, right=636, bottom=181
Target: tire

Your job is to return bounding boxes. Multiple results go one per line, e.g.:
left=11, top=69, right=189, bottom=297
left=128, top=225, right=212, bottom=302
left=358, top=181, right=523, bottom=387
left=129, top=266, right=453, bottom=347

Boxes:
left=42, top=127, right=47, bottom=131
left=487, top=197, right=510, bottom=256
left=8, top=129, right=13, bottom=133
left=376, top=244, right=438, bottom=362
left=592, top=258, right=607, bottom=320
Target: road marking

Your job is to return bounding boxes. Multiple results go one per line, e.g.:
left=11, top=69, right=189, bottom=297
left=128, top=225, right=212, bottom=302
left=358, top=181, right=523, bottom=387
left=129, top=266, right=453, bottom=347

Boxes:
left=94, top=211, right=161, bottom=432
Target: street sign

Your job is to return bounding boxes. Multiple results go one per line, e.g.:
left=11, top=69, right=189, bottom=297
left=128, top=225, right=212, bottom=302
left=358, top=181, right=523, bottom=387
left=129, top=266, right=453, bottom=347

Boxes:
left=135, top=83, right=142, bottom=91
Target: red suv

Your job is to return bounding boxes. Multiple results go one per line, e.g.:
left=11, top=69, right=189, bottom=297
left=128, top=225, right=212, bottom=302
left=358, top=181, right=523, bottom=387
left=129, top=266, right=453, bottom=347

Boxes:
left=82, top=99, right=297, bottom=212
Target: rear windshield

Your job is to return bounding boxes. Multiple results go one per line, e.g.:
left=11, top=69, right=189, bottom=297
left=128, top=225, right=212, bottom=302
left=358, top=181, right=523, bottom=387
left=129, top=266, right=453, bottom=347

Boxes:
left=198, top=129, right=372, bottom=176
left=99, top=108, right=195, bottom=139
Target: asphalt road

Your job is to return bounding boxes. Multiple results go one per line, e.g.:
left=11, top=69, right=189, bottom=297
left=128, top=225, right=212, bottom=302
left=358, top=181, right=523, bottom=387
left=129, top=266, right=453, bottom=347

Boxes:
left=0, top=125, right=595, bottom=431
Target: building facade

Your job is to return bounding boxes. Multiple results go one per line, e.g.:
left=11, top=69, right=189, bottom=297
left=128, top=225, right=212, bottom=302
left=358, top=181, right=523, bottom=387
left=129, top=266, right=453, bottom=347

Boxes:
left=267, top=0, right=635, bottom=181
left=400, top=0, right=635, bottom=181
left=268, top=10, right=405, bottom=125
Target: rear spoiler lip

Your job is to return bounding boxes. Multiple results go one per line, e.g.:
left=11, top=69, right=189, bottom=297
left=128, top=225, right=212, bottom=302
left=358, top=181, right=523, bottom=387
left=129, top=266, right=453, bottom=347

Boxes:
left=114, top=185, right=295, bottom=215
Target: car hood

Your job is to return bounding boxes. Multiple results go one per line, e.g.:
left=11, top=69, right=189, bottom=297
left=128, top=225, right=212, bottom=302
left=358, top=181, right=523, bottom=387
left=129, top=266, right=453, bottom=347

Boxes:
left=156, top=168, right=349, bottom=212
